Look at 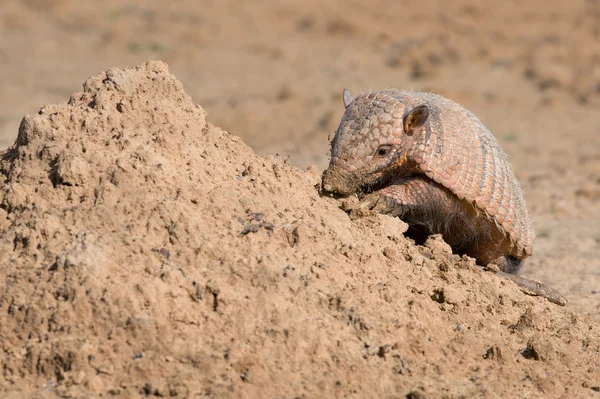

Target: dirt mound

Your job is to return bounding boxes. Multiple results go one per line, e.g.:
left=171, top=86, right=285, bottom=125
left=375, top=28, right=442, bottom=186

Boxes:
left=0, top=61, right=598, bottom=398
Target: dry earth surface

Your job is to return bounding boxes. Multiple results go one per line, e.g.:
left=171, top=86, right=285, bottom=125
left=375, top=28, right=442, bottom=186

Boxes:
left=0, top=1, right=599, bottom=398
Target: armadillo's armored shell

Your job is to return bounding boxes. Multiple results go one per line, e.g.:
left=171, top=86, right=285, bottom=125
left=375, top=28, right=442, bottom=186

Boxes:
left=383, top=90, right=534, bottom=258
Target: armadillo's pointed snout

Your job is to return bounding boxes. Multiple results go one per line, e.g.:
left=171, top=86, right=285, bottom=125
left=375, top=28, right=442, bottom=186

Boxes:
left=321, top=169, right=336, bottom=194
left=322, top=182, right=336, bottom=193
left=321, top=166, right=355, bottom=196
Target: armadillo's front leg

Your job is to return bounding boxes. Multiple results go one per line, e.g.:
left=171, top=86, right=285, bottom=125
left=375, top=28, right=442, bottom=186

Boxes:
left=356, top=175, right=454, bottom=220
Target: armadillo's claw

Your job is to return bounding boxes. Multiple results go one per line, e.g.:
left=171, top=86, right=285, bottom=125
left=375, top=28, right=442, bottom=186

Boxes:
left=357, top=193, right=381, bottom=211
left=495, top=271, right=568, bottom=306
left=357, top=193, right=401, bottom=216
left=337, top=193, right=400, bottom=219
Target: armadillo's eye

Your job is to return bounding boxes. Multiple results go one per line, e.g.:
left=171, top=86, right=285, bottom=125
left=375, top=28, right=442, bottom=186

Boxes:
left=375, top=145, right=392, bottom=157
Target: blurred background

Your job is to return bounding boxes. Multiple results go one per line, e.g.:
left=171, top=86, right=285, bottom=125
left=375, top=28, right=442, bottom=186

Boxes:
left=0, top=0, right=599, bottom=317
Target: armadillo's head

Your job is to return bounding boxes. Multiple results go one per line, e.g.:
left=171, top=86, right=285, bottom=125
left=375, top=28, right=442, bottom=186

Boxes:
left=322, top=89, right=429, bottom=196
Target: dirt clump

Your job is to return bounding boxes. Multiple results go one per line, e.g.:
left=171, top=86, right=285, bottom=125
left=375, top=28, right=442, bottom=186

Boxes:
left=0, top=61, right=598, bottom=398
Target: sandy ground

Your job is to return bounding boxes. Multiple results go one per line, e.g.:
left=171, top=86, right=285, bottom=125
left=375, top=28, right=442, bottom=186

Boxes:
left=0, top=1, right=599, bottom=397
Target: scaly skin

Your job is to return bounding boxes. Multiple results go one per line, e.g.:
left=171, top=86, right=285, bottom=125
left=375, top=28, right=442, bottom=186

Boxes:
left=323, top=89, right=566, bottom=305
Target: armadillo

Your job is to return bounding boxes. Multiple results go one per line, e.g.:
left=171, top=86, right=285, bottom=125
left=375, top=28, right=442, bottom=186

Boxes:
left=322, top=89, right=565, bottom=305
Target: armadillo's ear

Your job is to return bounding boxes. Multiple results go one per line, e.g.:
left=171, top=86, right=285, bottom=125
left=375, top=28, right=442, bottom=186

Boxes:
left=343, top=89, right=354, bottom=108
left=403, top=105, right=429, bottom=135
